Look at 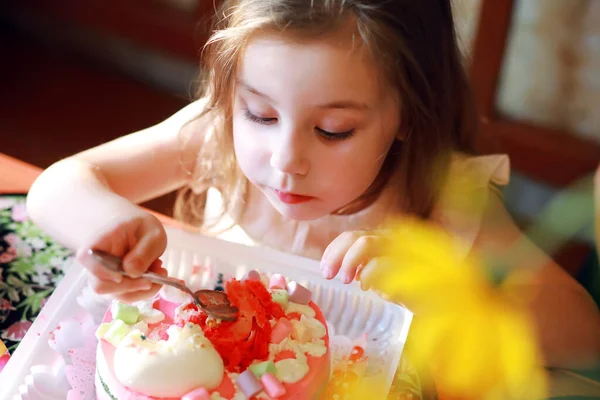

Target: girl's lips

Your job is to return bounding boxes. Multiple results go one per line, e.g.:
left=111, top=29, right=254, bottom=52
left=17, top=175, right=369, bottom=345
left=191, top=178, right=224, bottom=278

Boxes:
left=271, top=189, right=314, bottom=204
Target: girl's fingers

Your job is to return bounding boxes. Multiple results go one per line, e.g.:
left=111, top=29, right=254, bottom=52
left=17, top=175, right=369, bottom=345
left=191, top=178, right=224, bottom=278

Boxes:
left=87, top=258, right=168, bottom=302
left=147, top=259, right=167, bottom=275
left=87, top=274, right=153, bottom=295
left=338, top=235, right=381, bottom=284
left=357, top=257, right=388, bottom=291
left=321, top=231, right=363, bottom=279
left=77, top=247, right=123, bottom=284
left=122, top=227, right=167, bottom=278
left=115, top=286, right=162, bottom=303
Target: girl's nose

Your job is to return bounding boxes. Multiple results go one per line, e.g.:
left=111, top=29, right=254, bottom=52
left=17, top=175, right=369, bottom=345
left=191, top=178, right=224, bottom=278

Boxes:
left=269, top=127, right=310, bottom=176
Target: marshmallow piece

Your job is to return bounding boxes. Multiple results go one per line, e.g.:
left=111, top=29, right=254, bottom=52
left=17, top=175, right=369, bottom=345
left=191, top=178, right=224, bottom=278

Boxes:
left=249, top=360, right=278, bottom=378
left=102, top=319, right=132, bottom=347
left=287, top=281, right=312, bottom=305
left=111, top=301, right=140, bottom=325
left=132, top=321, right=149, bottom=335
left=271, top=318, right=293, bottom=344
left=95, top=323, right=110, bottom=340
left=261, top=372, right=286, bottom=398
left=236, top=370, right=263, bottom=398
left=182, top=387, right=211, bottom=400
left=135, top=302, right=165, bottom=325
left=291, top=320, right=312, bottom=343
left=271, top=289, right=289, bottom=308
left=269, top=274, right=287, bottom=290
left=243, top=270, right=261, bottom=282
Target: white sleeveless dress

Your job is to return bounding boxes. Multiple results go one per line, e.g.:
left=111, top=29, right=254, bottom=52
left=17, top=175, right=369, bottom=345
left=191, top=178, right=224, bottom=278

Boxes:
left=198, top=153, right=510, bottom=261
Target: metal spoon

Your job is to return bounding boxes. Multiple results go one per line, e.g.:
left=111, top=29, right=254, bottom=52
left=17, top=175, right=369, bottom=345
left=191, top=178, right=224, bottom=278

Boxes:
left=86, top=249, right=238, bottom=321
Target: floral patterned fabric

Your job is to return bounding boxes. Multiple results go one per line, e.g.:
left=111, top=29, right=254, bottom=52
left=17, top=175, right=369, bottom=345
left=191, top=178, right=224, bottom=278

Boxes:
left=0, top=195, right=73, bottom=353
left=0, top=195, right=424, bottom=398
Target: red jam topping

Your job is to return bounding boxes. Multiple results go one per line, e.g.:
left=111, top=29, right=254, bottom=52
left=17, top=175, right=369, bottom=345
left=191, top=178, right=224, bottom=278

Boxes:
left=178, top=278, right=285, bottom=372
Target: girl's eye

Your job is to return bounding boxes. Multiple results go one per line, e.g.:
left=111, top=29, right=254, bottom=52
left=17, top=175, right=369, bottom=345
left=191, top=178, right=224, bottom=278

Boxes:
left=244, top=108, right=354, bottom=141
left=244, top=109, right=277, bottom=124
left=315, top=127, right=354, bottom=141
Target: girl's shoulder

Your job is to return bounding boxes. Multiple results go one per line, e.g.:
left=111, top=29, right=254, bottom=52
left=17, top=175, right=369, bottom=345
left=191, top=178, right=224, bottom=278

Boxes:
left=448, top=152, right=510, bottom=188
left=432, top=152, right=511, bottom=257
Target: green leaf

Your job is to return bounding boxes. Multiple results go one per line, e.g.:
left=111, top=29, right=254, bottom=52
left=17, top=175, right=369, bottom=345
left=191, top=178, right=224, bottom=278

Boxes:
left=13, top=220, right=44, bottom=238
left=32, top=251, right=54, bottom=268
left=22, top=286, right=35, bottom=297
left=19, top=304, right=31, bottom=319
left=6, top=275, right=24, bottom=288
left=46, top=244, right=72, bottom=259
left=7, top=258, right=35, bottom=280
left=7, top=288, right=19, bottom=303
left=16, top=288, right=53, bottom=315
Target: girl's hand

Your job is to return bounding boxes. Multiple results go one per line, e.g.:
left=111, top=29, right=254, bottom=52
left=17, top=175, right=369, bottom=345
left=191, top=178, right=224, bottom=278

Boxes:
left=77, top=207, right=168, bottom=303
left=320, top=230, right=386, bottom=285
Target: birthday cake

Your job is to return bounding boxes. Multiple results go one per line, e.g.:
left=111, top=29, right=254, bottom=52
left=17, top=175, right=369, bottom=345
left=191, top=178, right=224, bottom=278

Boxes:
left=94, top=272, right=330, bottom=399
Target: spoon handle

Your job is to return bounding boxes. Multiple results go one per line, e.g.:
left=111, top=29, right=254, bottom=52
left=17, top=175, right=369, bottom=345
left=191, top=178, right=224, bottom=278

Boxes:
left=139, top=271, right=196, bottom=298
left=86, top=249, right=237, bottom=321
left=87, top=249, right=195, bottom=298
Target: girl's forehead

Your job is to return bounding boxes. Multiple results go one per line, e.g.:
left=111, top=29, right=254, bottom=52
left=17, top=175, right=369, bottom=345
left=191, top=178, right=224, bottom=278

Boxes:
left=237, top=32, right=391, bottom=107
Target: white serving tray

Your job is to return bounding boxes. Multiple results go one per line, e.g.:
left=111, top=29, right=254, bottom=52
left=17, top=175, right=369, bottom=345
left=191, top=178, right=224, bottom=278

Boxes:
left=0, top=226, right=412, bottom=400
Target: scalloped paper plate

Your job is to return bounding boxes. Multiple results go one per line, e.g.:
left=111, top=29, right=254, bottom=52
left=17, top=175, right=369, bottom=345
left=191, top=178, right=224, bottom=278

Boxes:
left=0, top=226, right=412, bottom=400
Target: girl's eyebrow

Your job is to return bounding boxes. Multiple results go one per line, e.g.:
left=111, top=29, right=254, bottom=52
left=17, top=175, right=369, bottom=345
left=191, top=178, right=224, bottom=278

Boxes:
left=317, top=100, right=369, bottom=110
left=237, top=80, right=277, bottom=103
left=237, top=79, right=370, bottom=110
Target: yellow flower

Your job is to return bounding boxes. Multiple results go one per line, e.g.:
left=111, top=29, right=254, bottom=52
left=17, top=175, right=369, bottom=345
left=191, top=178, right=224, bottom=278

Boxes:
left=360, top=218, right=547, bottom=400
left=0, top=340, right=6, bottom=356
left=342, top=373, right=396, bottom=400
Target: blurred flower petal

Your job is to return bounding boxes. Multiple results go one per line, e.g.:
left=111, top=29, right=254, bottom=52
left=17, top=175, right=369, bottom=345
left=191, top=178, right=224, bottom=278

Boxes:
left=362, top=217, right=547, bottom=400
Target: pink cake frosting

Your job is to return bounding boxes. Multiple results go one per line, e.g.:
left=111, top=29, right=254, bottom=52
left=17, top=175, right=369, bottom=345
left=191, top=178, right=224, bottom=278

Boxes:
left=95, top=274, right=330, bottom=399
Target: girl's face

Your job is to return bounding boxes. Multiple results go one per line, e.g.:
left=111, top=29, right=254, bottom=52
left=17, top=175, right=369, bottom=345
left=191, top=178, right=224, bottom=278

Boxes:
left=233, top=30, right=400, bottom=221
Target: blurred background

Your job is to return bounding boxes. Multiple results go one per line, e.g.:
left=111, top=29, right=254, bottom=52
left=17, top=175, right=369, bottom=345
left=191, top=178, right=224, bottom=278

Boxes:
left=1, top=0, right=600, bottom=280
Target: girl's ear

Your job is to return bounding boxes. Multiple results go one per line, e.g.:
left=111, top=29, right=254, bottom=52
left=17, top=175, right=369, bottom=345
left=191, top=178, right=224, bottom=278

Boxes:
left=594, top=164, right=600, bottom=254
left=395, top=114, right=408, bottom=142
left=395, top=129, right=410, bottom=142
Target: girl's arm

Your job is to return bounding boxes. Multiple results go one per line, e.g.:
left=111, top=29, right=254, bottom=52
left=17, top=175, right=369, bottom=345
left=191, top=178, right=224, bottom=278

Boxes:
left=26, top=100, right=208, bottom=250
left=474, top=191, right=600, bottom=368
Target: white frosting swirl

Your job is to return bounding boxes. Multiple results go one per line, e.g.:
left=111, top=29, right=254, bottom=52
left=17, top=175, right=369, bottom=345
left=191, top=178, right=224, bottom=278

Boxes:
left=275, top=358, right=310, bottom=383
left=113, top=323, right=224, bottom=397
left=286, top=302, right=316, bottom=318
left=267, top=314, right=327, bottom=383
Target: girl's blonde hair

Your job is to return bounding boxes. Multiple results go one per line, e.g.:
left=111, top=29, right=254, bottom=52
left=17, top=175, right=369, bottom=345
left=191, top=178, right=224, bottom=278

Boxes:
left=174, top=0, right=476, bottom=229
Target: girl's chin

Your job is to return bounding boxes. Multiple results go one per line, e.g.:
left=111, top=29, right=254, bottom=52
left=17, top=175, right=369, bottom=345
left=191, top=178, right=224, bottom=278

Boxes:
left=267, top=198, right=331, bottom=221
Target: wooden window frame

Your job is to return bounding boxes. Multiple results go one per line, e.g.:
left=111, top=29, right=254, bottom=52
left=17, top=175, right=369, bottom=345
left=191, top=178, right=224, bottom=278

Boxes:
left=15, top=0, right=600, bottom=186
left=470, top=0, right=600, bottom=187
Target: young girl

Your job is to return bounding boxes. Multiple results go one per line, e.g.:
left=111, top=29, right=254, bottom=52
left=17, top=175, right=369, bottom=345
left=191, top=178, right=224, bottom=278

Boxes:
left=27, top=0, right=599, bottom=369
